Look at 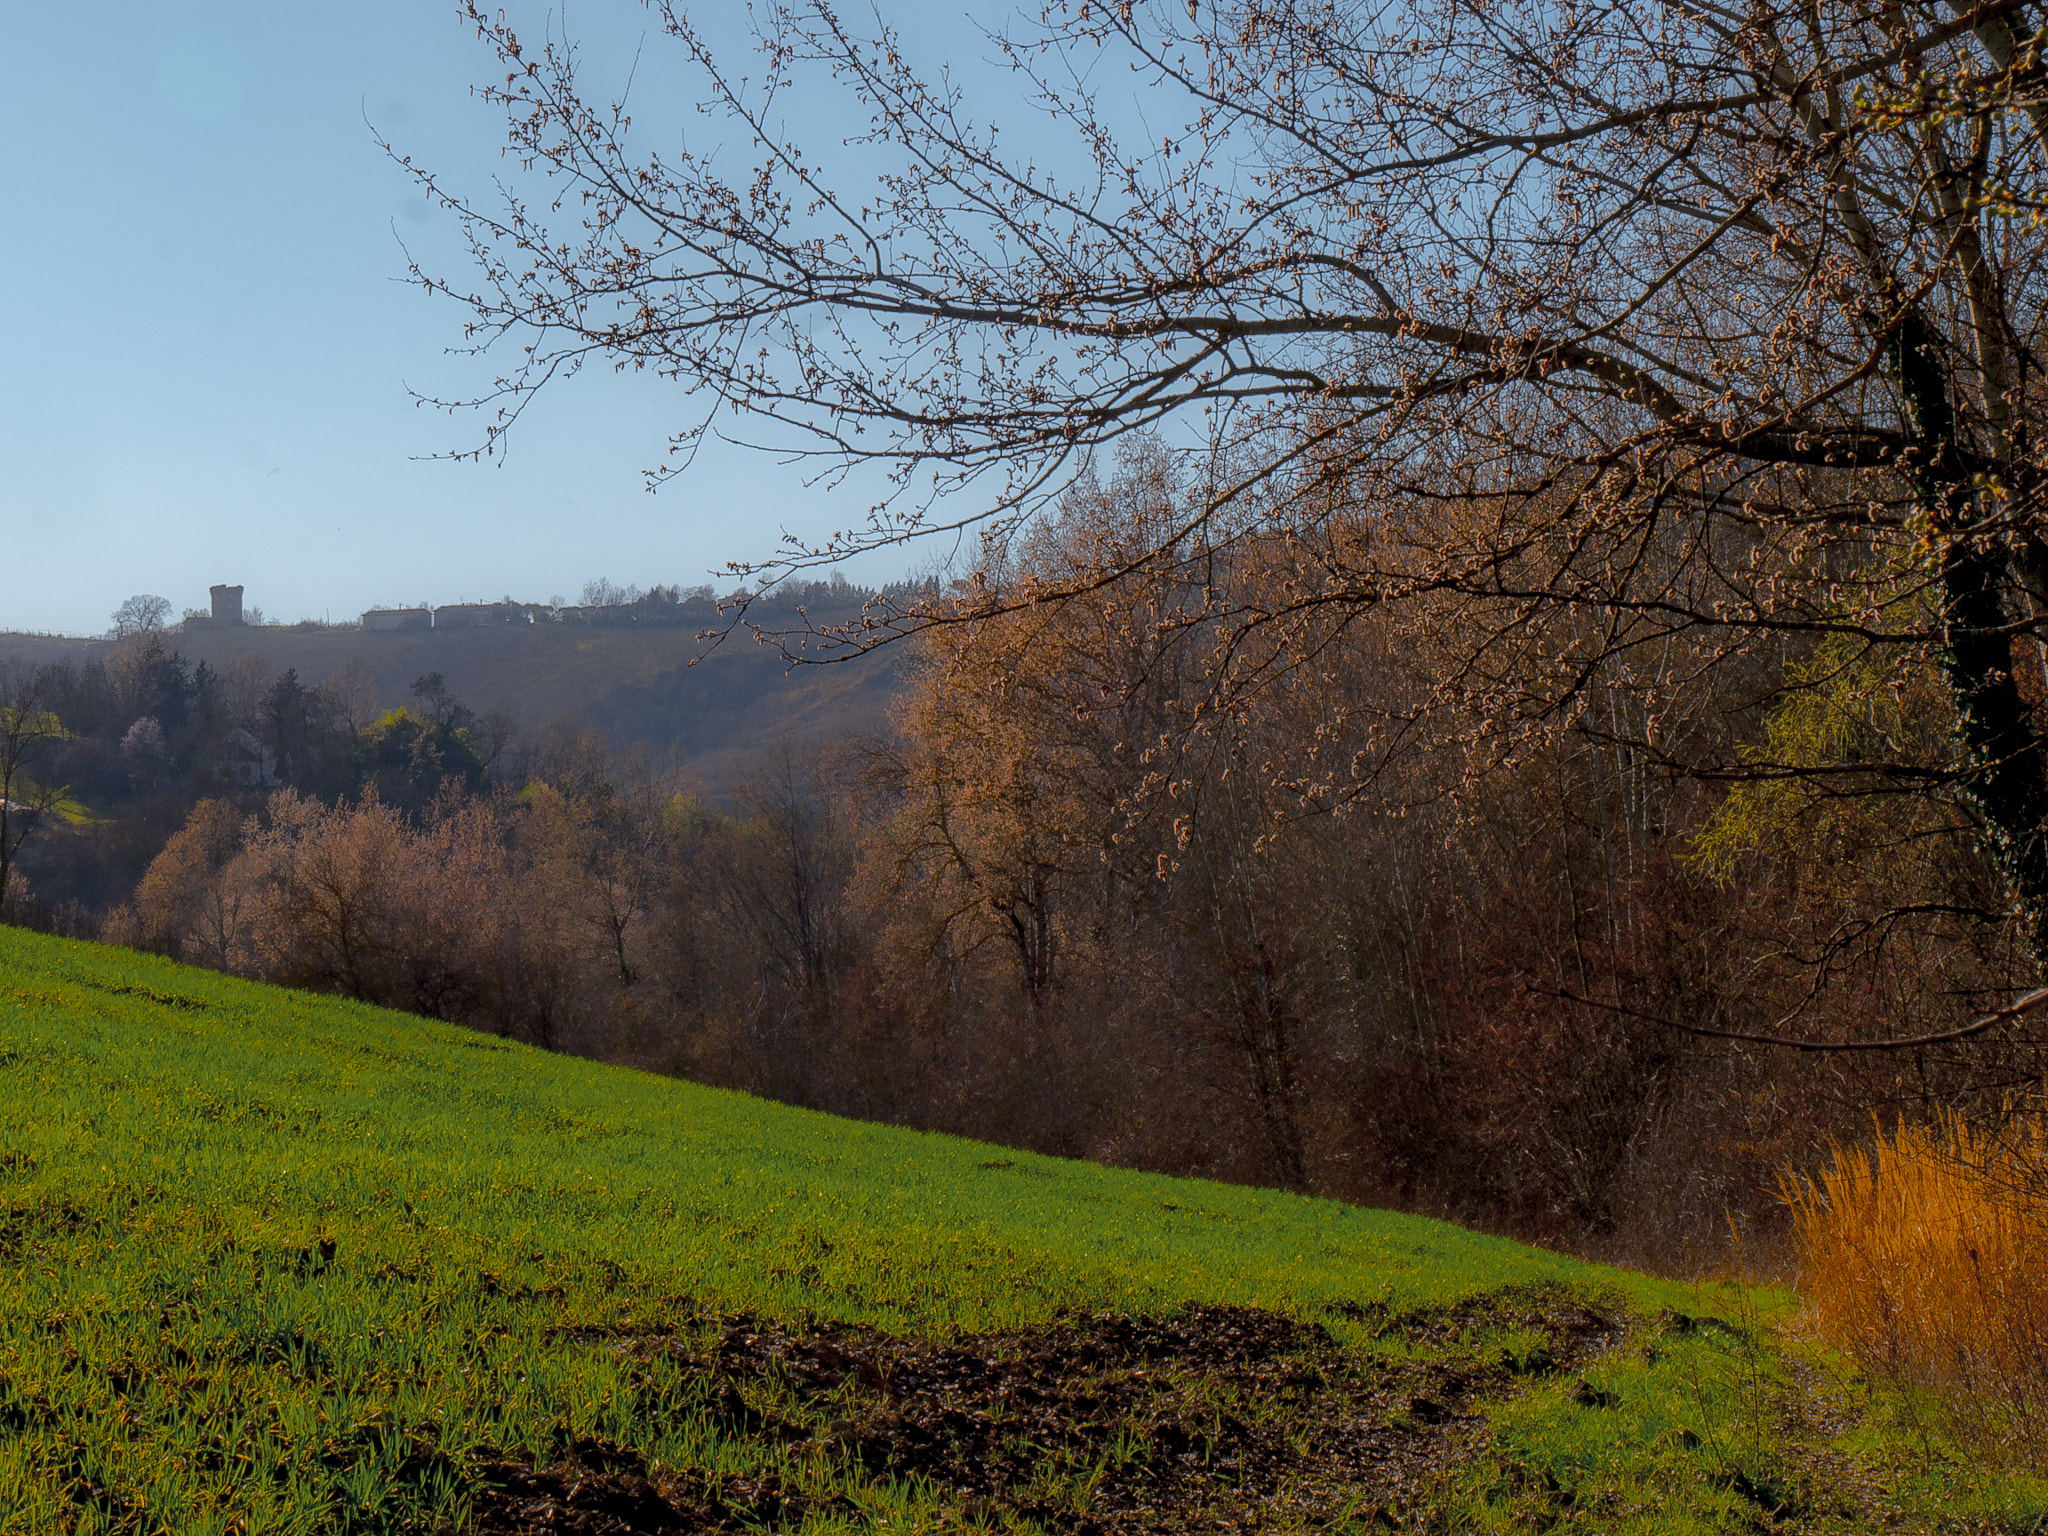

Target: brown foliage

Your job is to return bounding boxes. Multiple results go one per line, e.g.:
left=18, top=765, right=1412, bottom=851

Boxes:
left=111, top=451, right=2047, bottom=1262
left=115, top=798, right=251, bottom=968
left=244, top=790, right=508, bottom=1019
left=411, top=0, right=2048, bottom=993
left=839, top=439, right=2048, bottom=1257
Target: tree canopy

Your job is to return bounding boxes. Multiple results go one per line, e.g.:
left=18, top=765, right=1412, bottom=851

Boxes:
left=413, top=0, right=2048, bottom=984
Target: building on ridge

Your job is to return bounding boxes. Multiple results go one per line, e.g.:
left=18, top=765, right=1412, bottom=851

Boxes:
left=361, top=607, right=432, bottom=632
left=432, top=602, right=531, bottom=628
left=209, top=585, right=245, bottom=626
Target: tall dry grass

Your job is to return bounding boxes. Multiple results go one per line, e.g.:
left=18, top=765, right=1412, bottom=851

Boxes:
left=1787, top=1112, right=2048, bottom=1469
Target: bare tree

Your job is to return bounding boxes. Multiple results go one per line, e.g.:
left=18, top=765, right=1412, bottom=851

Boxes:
left=109, top=594, right=171, bottom=640
left=318, top=658, right=381, bottom=738
left=412, top=0, right=2048, bottom=983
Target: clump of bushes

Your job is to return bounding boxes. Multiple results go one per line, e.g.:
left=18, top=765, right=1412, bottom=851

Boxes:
left=1789, top=1112, right=2048, bottom=1470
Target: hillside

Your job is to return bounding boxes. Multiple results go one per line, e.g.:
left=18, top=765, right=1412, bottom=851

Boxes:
left=0, top=928, right=2036, bottom=1532
left=0, top=614, right=901, bottom=790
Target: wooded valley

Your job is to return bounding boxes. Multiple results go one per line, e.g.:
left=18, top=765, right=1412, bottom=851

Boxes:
left=12, top=0, right=2048, bottom=1498
left=6, top=441, right=2040, bottom=1283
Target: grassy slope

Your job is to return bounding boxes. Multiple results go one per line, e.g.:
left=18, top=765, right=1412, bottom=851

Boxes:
left=0, top=926, right=1664, bottom=1331
left=0, top=928, right=2036, bottom=1533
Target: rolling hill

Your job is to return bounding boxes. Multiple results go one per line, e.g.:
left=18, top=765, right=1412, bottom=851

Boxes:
left=0, top=927, right=2035, bottom=1532
left=0, top=613, right=902, bottom=792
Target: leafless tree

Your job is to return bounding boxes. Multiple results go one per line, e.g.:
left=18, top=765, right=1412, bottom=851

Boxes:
left=109, top=594, right=171, bottom=640
left=411, top=0, right=2048, bottom=983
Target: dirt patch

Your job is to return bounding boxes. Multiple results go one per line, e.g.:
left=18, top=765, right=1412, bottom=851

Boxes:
left=467, top=1440, right=806, bottom=1536
left=469, top=1294, right=1623, bottom=1535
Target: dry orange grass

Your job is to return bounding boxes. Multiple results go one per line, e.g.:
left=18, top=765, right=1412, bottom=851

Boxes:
left=1787, top=1112, right=2048, bottom=1469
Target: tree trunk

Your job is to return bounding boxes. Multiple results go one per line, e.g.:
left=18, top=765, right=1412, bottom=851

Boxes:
left=1897, top=312, right=2048, bottom=968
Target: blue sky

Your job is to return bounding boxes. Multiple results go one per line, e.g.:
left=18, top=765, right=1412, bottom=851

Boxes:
left=1, top=3, right=980, bottom=635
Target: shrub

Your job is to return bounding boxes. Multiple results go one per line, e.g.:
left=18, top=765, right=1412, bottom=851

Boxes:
left=1787, top=1112, right=2048, bottom=1470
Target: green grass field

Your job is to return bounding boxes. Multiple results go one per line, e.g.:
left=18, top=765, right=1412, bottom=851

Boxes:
left=0, top=927, right=2038, bottom=1533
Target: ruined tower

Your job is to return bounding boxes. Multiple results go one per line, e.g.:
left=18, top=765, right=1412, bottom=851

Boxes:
left=210, top=584, right=244, bottom=626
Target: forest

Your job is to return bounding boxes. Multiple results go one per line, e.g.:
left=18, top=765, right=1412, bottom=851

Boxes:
left=3, top=435, right=2035, bottom=1279
left=10, top=0, right=2048, bottom=1487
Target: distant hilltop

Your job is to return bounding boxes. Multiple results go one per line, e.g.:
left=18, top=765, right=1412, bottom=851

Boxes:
left=6, top=575, right=940, bottom=652
left=2, top=573, right=919, bottom=795
left=175, top=575, right=939, bottom=636
left=359, top=592, right=710, bottom=632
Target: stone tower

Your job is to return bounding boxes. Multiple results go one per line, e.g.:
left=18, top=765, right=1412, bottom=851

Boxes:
left=210, top=584, right=244, bottom=625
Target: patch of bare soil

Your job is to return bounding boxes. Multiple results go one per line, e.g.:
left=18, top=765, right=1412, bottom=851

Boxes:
left=469, top=1294, right=1623, bottom=1535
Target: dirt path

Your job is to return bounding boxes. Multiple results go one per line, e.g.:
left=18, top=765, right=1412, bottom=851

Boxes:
left=468, top=1295, right=1627, bottom=1534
